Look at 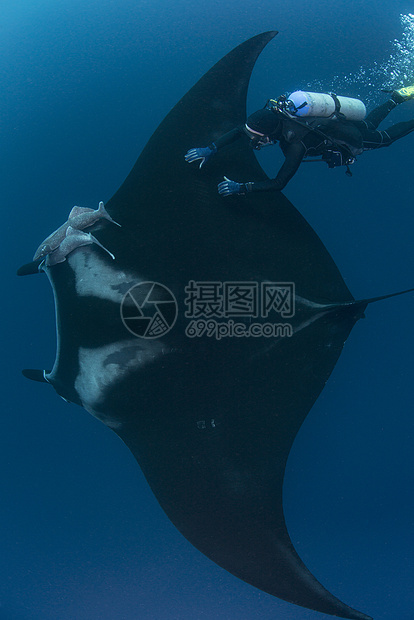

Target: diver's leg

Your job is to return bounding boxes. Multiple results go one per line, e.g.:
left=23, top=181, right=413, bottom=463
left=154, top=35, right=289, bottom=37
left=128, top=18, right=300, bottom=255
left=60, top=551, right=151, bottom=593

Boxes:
left=363, top=100, right=397, bottom=130
left=362, top=119, right=414, bottom=150
left=363, top=87, right=414, bottom=130
left=384, top=119, right=414, bottom=142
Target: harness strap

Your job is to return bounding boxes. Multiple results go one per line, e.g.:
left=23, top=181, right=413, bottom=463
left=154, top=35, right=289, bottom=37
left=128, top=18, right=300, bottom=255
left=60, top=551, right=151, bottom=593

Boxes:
left=330, top=93, right=346, bottom=120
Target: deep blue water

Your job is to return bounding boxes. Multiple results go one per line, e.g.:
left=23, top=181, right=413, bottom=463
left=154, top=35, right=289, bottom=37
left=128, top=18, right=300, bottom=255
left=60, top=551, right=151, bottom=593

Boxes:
left=2, top=2, right=414, bottom=619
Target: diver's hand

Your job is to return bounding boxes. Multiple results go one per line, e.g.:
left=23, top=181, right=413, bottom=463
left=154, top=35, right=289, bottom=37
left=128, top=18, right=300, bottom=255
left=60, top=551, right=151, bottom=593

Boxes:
left=185, top=144, right=217, bottom=169
left=218, top=176, right=246, bottom=196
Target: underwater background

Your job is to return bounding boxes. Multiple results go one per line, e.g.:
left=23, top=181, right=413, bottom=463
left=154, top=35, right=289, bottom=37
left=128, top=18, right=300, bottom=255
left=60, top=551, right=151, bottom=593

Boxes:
left=2, top=1, right=414, bottom=619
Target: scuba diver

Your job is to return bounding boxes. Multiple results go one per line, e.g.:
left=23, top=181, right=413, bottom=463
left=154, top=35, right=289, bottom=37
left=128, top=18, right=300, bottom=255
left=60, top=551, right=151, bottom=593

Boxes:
left=184, top=86, right=414, bottom=195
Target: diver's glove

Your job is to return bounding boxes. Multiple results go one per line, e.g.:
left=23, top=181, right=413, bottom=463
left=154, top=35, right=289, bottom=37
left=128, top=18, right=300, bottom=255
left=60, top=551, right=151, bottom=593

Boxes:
left=218, top=176, right=250, bottom=196
left=185, top=144, right=217, bottom=168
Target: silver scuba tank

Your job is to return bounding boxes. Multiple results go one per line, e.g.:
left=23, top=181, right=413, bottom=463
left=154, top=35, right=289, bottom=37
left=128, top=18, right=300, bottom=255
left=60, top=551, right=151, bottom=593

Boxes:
left=288, top=91, right=366, bottom=121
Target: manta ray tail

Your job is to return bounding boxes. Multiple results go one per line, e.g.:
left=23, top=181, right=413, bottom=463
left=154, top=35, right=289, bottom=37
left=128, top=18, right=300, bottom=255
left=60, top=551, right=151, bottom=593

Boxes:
left=359, top=286, right=414, bottom=305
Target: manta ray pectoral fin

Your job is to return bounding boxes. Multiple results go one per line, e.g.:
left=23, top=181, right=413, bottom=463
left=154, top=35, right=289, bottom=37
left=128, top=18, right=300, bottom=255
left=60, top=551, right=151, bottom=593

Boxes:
left=22, top=369, right=52, bottom=383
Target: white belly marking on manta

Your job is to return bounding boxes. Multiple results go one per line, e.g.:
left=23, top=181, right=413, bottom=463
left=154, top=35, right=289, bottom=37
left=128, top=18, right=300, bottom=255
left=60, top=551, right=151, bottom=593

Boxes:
left=75, top=340, right=165, bottom=429
left=68, top=250, right=142, bottom=302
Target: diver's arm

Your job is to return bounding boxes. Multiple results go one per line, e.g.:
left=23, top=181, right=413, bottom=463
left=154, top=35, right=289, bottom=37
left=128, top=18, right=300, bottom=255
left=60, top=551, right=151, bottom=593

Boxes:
left=245, top=141, right=306, bottom=192
left=218, top=142, right=306, bottom=196
left=213, top=126, right=245, bottom=149
left=185, top=126, right=245, bottom=168
left=218, top=142, right=306, bottom=197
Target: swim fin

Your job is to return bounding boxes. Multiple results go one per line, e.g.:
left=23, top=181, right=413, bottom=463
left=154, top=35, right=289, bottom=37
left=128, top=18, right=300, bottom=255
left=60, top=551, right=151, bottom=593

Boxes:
left=392, top=84, right=414, bottom=103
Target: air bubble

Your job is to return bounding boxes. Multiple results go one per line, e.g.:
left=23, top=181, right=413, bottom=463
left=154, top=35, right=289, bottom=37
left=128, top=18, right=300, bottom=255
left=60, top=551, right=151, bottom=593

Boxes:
left=307, top=14, right=414, bottom=107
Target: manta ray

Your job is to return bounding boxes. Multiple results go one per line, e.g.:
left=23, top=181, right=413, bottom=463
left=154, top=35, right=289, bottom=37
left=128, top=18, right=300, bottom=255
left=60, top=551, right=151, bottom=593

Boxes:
left=18, top=31, right=412, bottom=620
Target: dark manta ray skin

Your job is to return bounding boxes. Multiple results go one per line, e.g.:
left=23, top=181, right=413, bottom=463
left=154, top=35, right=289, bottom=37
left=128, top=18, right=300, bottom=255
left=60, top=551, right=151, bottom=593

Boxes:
left=18, top=32, right=395, bottom=620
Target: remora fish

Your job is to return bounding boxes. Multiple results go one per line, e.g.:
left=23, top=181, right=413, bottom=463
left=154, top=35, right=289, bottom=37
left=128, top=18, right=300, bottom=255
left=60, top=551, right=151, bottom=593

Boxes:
left=44, top=226, right=115, bottom=266
left=33, top=201, right=120, bottom=261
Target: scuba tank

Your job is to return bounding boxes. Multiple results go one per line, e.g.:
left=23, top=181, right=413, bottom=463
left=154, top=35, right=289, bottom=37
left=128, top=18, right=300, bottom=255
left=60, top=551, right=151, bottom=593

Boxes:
left=287, top=91, right=366, bottom=121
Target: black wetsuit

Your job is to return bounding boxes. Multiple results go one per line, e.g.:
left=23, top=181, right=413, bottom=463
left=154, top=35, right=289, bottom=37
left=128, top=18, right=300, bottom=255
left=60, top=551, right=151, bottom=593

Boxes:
left=212, top=99, right=414, bottom=192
